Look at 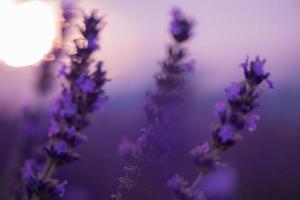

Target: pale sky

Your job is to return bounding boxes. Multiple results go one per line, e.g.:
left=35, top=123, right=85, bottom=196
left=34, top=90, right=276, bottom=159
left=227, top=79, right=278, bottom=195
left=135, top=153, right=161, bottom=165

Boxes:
left=0, top=0, right=299, bottom=113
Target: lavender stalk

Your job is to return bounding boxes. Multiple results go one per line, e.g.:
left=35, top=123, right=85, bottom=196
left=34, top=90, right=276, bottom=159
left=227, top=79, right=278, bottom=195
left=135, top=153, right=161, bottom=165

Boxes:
left=7, top=3, right=77, bottom=199
left=168, top=57, right=273, bottom=200
left=22, top=11, right=108, bottom=200
left=112, top=8, right=195, bottom=200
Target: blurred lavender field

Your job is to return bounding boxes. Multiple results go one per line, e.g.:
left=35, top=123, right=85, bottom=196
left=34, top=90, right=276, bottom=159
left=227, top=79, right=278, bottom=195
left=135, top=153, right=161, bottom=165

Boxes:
left=0, top=0, right=300, bottom=200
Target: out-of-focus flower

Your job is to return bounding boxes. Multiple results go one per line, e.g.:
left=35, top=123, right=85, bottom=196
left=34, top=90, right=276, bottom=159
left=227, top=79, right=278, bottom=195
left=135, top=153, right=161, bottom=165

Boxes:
left=170, top=8, right=194, bottom=43
left=112, top=7, right=195, bottom=200
left=201, top=167, right=237, bottom=200
left=36, top=0, right=76, bottom=95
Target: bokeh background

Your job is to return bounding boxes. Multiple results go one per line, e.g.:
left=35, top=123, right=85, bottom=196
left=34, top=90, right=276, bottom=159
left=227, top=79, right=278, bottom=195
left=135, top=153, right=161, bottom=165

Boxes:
left=0, top=0, right=299, bottom=199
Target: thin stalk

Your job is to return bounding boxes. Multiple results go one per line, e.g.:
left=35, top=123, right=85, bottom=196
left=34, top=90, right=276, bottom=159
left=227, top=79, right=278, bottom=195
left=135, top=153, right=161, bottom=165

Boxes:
left=30, top=158, right=57, bottom=200
left=190, top=147, right=220, bottom=192
left=190, top=173, right=203, bottom=191
left=41, top=158, right=56, bottom=179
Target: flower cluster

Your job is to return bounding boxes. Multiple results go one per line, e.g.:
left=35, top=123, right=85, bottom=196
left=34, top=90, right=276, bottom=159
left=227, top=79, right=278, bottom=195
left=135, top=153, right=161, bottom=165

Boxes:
left=212, top=56, right=273, bottom=149
left=168, top=56, right=273, bottom=200
left=112, top=8, right=195, bottom=200
left=22, top=160, right=67, bottom=199
left=144, top=8, right=194, bottom=123
left=22, top=11, right=108, bottom=200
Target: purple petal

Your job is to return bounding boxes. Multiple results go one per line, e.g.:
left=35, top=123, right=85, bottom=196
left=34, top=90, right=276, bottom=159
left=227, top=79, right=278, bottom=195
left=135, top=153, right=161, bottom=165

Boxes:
left=225, top=82, right=241, bottom=100
left=218, top=124, right=234, bottom=143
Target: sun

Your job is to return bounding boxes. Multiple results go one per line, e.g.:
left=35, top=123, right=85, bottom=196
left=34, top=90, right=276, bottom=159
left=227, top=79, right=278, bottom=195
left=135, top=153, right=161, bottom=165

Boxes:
left=0, top=0, right=57, bottom=67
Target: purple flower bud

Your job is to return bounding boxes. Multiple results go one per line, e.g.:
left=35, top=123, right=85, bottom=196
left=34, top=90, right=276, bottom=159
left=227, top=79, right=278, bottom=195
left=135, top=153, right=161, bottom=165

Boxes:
left=56, top=181, right=68, bottom=198
left=240, top=56, right=249, bottom=71
left=214, top=101, right=226, bottom=122
left=170, top=8, right=193, bottom=43
left=241, top=56, right=273, bottom=88
left=55, top=140, right=68, bottom=154
left=218, top=124, right=234, bottom=144
left=66, top=127, right=76, bottom=138
left=60, top=89, right=77, bottom=117
left=225, top=82, right=242, bottom=101
left=48, top=120, right=60, bottom=137
left=81, top=79, right=95, bottom=93
left=245, top=114, right=260, bottom=132
left=59, top=64, right=68, bottom=77
left=252, top=57, right=265, bottom=76
left=190, top=142, right=215, bottom=170
left=22, top=160, right=35, bottom=184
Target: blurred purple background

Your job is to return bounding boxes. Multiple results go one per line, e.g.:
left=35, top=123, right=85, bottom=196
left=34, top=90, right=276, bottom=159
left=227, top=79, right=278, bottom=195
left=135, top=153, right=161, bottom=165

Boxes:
left=0, top=0, right=300, bottom=199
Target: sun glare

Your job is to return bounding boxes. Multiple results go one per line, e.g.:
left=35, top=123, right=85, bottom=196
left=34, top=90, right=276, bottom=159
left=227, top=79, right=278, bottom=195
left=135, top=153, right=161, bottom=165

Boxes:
left=0, top=0, right=57, bottom=67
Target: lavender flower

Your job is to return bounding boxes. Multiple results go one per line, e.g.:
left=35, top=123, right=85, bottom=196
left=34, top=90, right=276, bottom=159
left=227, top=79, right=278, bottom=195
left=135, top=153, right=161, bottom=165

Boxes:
left=144, top=8, right=194, bottom=124
left=168, top=56, right=273, bottom=200
left=22, top=11, right=108, bottom=200
left=22, top=160, right=67, bottom=199
left=170, top=8, right=194, bottom=43
left=112, top=8, right=194, bottom=200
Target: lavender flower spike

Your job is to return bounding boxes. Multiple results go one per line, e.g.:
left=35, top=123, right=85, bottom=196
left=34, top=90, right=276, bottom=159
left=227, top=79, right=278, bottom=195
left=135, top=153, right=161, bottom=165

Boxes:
left=22, top=11, right=108, bottom=200
left=168, top=56, right=273, bottom=199
left=112, top=7, right=195, bottom=200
